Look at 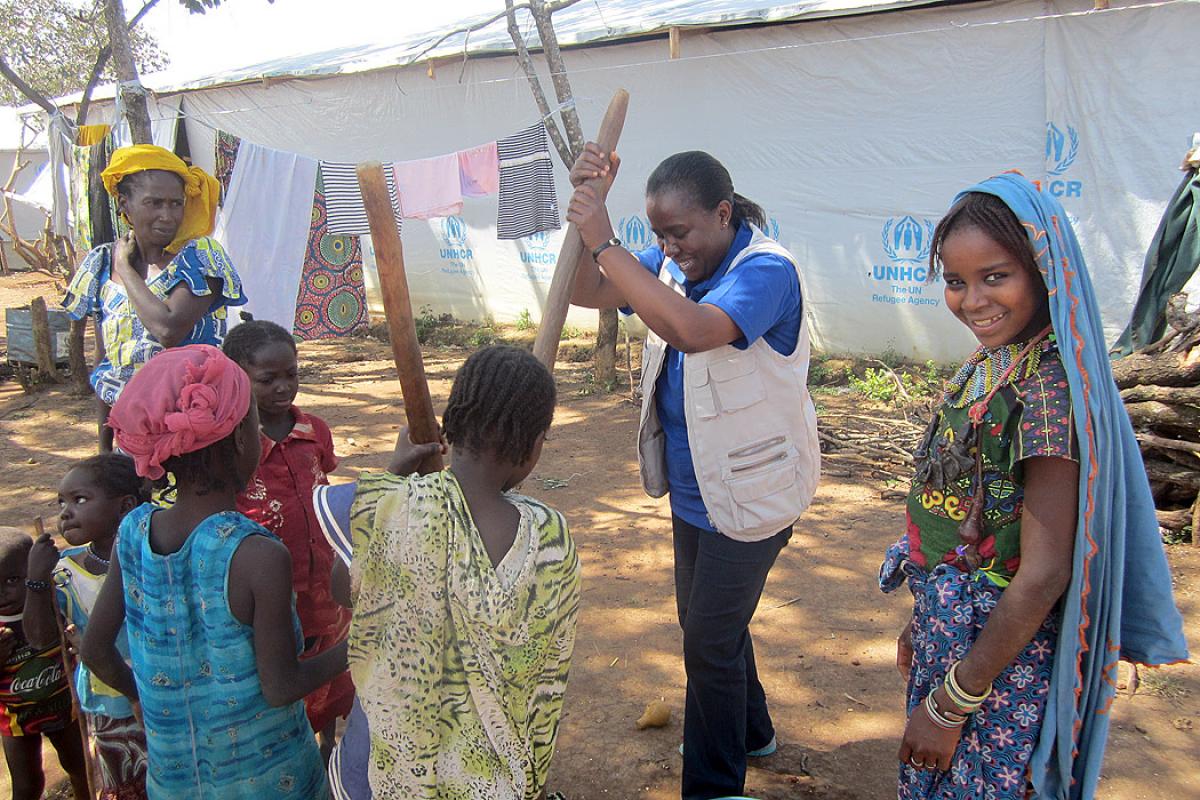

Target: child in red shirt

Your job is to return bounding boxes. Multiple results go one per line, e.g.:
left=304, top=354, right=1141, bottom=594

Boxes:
left=224, top=321, right=353, bottom=758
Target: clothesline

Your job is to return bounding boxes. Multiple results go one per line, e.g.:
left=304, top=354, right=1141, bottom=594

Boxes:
left=170, top=95, right=581, bottom=140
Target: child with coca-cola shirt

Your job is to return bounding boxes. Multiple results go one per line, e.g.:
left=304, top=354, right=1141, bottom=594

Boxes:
left=0, top=527, right=87, bottom=799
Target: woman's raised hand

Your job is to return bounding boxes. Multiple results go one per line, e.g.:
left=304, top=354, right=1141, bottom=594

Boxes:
left=113, top=231, right=141, bottom=278
left=567, top=183, right=616, bottom=252
left=569, top=142, right=621, bottom=192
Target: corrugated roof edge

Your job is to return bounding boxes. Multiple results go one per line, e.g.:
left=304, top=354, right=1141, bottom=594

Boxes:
left=29, top=0, right=950, bottom=110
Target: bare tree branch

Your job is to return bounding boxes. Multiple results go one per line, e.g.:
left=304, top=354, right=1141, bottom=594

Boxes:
left=128, top=0, right=161, bottom=28
left=76, top=47, right=112, bottom=125
left=406, top=0, right=586, bottom=68
left=0, top=54, right=59, bottom=115
left=504, top=0, right=573, bottom=167
left=408, top=4, right=532, bottom=67
left=78, top=0, right=158, bottom=125
left=528, top=0, right=584, bottom=160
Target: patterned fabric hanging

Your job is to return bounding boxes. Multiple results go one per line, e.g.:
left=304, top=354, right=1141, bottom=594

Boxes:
left=215, top=131, right=241, bottom=200
left=293, top=167, right=369, bottom=340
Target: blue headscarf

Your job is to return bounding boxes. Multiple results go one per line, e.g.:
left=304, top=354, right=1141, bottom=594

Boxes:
left=956, top=173, right=1188, bottom=798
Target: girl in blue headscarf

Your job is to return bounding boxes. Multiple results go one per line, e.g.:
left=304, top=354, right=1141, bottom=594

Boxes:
left=880, top=172, right=1188, bottom=799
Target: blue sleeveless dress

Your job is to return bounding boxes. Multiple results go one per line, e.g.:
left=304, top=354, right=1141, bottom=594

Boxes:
left=117, top=504, right=327, bottom=798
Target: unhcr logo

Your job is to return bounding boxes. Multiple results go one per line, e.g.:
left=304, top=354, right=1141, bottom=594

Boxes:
left=870, top=215, right=940, bottom=309
left=1045, top=122, right=1079, bottom=177
left=1038, top=121, right=1083, bottom=199
left=439, top=216, right=473, bottom=261
left=881, top=216, right=934, bottom=265
left=520, top=230, right=557, bottom=266
left=618, top=215, right=655, bottom=251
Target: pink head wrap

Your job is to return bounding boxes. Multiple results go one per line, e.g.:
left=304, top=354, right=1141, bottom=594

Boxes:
left=108, top=345, right=252, bottom=480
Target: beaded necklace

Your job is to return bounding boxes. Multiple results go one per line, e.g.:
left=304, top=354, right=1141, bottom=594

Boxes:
left=943, top=328, right=1056, bottom=410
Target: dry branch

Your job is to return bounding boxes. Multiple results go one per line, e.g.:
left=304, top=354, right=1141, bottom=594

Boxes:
left=1111, top=350, right=1200, bottom=388
left=1120, top=385, right=1200, bottom=407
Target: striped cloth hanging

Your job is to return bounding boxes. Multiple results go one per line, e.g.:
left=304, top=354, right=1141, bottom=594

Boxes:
left=496, top=124, right=561, bottom=240
left=320, top=161, right=403, bottom=237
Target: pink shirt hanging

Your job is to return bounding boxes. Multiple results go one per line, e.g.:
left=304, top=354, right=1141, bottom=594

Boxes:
left=391, top=155, right=463, bottom=219
left=457, top=142, right=500, bottom=198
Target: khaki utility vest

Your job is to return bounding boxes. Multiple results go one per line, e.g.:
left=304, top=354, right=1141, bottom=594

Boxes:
left=636, top=227, right=821, bottom=541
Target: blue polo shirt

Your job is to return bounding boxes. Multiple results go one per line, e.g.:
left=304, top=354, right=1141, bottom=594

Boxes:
left=633, top=223, right=802, bottom=532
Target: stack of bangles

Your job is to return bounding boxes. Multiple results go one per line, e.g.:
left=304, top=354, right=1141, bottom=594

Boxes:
left=923, top=661, right=992, bottom=730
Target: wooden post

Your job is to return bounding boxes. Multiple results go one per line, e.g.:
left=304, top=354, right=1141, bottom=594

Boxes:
left=29, top=296, right=60, bottom=383
left=669, top=27, right=681, bottom=60
left=32, top=517, right=99, bottom=799
left=1191, top=491, right=1200, bottom=548
left=356, top=162, right=444, bottom=475
left=532, top=88, right=630, bottom=371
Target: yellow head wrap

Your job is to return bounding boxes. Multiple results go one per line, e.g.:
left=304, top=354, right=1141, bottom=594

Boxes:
left=101, top=145, right=220, bottom=254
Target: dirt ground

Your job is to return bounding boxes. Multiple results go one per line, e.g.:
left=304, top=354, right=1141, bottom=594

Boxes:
left=1, top=271, right=1196, bottom=799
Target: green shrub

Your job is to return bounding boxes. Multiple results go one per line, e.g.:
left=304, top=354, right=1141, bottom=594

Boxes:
left=515, top=308, right=535, bottom=331
left=848, top=359, right=947, bottom=404
left=414, top=305, right=439, bottom=344
left=469, top=327, right=496, bottom=348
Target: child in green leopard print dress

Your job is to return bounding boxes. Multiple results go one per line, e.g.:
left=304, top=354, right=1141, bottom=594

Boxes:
left=318, top=345, right=580, bottom=800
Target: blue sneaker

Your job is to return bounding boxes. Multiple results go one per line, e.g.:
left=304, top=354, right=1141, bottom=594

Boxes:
left=747, top=736, right=777, bottom=757
left=677, top=736, right=778, bottom=758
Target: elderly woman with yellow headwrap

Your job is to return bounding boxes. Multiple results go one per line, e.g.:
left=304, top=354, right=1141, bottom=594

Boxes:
left=63, top=145, right=246, bottom=450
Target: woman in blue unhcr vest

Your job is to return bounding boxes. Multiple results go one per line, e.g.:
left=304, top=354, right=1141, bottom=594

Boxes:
left=566, top=145, right=820, bottom=800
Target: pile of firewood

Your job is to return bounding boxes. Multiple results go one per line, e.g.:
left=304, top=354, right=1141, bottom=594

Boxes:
left=1112, top=294, right=1200, bottom=542
left=818, top=413, right=922, bottom=498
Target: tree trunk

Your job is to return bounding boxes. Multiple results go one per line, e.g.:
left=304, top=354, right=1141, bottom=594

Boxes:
left=104, top=0, right=152, bottom=144
left=30, top=296, right=60, bottom=384
left=521, top=0, right=617, bottom=386
left=69, top=318, right=90, bottom=396
left=594, top=307, right=618, bottom=386
left=528, top=0, right=585, bottom=157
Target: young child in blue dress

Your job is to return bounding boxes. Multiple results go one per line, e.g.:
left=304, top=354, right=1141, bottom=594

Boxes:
left=82, top=344, right=346, bottom=799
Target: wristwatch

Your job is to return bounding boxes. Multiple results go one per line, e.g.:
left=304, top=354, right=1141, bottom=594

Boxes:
left=591, top=236, right=622, bottom=261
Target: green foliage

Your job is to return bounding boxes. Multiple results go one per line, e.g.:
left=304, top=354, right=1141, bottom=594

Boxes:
left=1162, top=525, right=1192, bottom=546
left=848, top=368, right=903, bottom=404
left=515, top=308, right=534, bottom=331
left=560, top=324, right=583, bottom=341
left=0, top=0, right=167, bottom=106
left=468, top=326, right=496, bottom=348
left=808, top=355, right=838, bottom=386
left=848, top=359, right=946, bottom=405
left=413, top=305, right=441, bottom=344
left=179, top=0, right=262, bottom=13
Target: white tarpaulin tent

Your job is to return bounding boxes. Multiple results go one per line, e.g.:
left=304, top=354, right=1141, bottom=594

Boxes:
left=47, top=0, right=1200, bottom=361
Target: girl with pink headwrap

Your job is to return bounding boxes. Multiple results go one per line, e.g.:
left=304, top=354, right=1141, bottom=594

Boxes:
left=81, top=344, right=344, bottom=799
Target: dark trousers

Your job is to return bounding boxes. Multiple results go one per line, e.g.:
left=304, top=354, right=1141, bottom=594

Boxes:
left=672, top=515, right=791, bottom=800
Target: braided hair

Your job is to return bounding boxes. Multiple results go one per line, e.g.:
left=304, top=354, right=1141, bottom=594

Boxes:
left=159, top=433, right=243, bottom=498
left=442, top=345, right=556, bottom=465
left=71, top=453, right=150, bottom=505
left=221, top=319, right=296, bottom=367
left=929, top=192, right=1041, bottom=281
left=646, top=151, right=767, bottom=230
